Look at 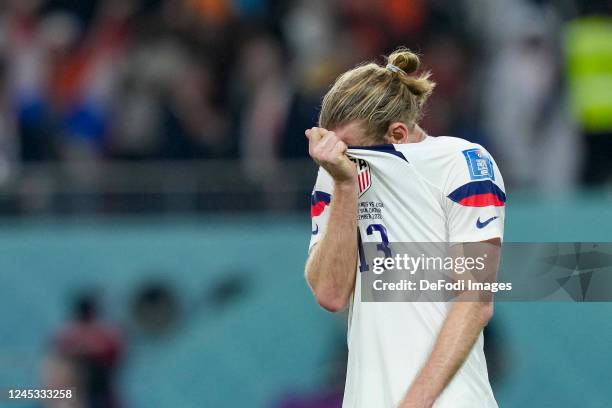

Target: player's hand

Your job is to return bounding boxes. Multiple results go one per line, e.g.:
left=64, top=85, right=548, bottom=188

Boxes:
left=305, top=127, right=357, bottom=185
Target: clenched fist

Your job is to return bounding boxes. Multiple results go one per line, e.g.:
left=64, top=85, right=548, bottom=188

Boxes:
left=305, top=127, right=357, bottom=184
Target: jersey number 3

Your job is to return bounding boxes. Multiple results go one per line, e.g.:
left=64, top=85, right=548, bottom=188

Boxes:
left=357, top=223, right=391, bottom=272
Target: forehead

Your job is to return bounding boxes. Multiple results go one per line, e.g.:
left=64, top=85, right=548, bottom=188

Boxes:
left=331, top=121, right=367, bottom=146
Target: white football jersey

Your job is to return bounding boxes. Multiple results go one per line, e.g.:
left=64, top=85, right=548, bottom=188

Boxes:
left=309, top=136, right=505, bottom=408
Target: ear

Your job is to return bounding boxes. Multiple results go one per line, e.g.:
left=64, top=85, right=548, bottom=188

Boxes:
left=385, top=122, right=410, bottom=143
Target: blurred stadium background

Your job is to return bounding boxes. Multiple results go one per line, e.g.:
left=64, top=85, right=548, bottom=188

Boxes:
left=0, top=0, right=611, bottom=407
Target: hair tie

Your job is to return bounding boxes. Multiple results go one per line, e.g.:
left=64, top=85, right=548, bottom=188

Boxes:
left=386, top=63, right=403, bottom=74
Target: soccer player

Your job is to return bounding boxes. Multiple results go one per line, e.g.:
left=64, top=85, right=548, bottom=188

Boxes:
left=305, top=48, right=506, bottom=408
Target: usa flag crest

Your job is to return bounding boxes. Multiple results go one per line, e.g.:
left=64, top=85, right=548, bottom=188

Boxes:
left=354, top=158, right=372, bottom=196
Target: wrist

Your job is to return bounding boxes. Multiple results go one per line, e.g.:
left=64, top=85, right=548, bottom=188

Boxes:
left=404, top=378, right=437, bottom=407
left=333, top=179, right=357, bottom=193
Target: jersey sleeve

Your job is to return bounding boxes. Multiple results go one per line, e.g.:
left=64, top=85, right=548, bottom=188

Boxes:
left=443, top=145, right=506, bottom=243
left=309, top=167, right=334, bottom=251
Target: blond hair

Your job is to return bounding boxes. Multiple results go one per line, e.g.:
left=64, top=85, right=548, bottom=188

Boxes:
left=319, top=48, right=435, bottom=142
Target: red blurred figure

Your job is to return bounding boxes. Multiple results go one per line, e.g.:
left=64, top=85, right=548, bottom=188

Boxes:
left=46, top=294, right=124, bottom=408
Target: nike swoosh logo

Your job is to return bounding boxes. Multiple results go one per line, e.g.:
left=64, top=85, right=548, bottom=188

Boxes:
left=312, top=224, right=319, bottom=235
left=476, top=216, right=499, bottom=229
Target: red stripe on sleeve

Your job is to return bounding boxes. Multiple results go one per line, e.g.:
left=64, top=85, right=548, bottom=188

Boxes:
left=458, top=193, right=505, bottom=207
left=310, top=201, right=328, bottom=217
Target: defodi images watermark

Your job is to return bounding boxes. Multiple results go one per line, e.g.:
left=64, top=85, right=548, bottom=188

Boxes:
left=359, top=242, right=612, bottom=302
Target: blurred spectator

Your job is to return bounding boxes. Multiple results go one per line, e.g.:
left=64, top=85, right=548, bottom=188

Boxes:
left=482, top=0, right=580, bottom=191
left=565, top=2, right=612, bottom=184
left=43, top=293, right=124, bottom=408
left=0, top=57, right=18, bottom=187
left=107, top=34, right=185, bottom=159
left=166, top=57, right=232, bottom=158
left=55, top=0, right=135, bottom=161
left=4, top=0, right=58, bottom=161
left=235, top=33, right=292, bottom=180
left=420, top=34, right=474, bottom=139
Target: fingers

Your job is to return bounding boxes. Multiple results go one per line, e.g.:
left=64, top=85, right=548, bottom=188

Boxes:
left=307, top=127, right=337, bottom=160
left=306, top=128, right=335, bottom=147
left=305, top=127, right=325, bottom=142
left=306, top=127, right=356, bottom=183
left=318, top=131, right=338, bottom=152
left=331, top=139, right=348, bottom=157
left=310, top=132, right=348, bottom=164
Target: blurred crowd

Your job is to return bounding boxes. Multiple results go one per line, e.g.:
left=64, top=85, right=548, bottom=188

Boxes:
left=0, top=0, right=611, bottom=192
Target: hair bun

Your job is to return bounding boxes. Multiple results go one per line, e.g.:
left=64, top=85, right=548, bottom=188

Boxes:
left=387, top=48, right=420, bottom=74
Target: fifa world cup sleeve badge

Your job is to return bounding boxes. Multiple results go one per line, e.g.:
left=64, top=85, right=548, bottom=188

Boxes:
left=462, top=148, right=495, bottom=181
